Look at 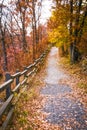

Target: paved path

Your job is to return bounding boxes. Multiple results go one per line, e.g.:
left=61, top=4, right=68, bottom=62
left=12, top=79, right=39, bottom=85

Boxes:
left=41, top=47, right=87, bottom=130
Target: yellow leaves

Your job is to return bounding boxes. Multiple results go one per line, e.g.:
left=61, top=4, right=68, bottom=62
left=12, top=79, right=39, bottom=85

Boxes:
left=48, top=25, right=68, bottom=46
left=48, top=3, right=70, bottom=48
left=48, top=30, right=58, bottom=43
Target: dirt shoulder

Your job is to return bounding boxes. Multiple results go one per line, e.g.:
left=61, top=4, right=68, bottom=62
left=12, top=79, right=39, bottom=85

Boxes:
left=59, top=57, right=87, bottom=106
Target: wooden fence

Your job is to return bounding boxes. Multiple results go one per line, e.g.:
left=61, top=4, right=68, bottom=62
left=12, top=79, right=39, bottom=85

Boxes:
left=0, top=49, right=49, bottom=130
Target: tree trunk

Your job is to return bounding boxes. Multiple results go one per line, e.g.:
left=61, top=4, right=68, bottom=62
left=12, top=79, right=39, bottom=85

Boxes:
left=32, top=17, right=35, bottom=62
left=69, top=0, right=73, bottom=63
left=1, top=36, right=8, bottom=71
left=70, top=42, right=73, bottom=63
left=72, top=1, right=87, bottom=63
left=22, top=10, right=27, bottom=52
left=77, top=4, right=87, bottom=44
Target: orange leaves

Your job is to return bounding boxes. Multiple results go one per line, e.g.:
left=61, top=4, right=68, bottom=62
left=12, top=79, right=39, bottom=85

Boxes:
left=16, top=0, right=27, bottom=12
left=20, top=1, right=27, bottom=8
left=25, top=16, right=31, bottom=25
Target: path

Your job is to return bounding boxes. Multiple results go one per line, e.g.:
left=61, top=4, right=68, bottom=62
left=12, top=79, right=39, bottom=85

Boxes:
left=40, top=47, right=87, bottom=130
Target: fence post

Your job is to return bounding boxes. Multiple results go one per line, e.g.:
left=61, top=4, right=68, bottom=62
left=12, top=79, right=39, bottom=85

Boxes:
left=24, top=66, right=27, bottom=78
left=5, top=72, right=11, bottom=99
left=16, top=69, right=20, bottom=85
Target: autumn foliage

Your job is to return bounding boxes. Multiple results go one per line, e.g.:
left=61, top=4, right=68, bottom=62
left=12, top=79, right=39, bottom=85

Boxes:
left=48, top=0, right=87, bottom=63
left=0, top=0, right=49, bottom=79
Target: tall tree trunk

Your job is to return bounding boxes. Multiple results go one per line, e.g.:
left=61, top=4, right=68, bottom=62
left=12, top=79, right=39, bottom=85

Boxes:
left=69, top=0, right=73, bottom=63
left=71, top=0, right=82, bottom=63
left=21, top=10, right=27, bottom=52
left=0, top=7, right=8, bottom=71
left=1, top=35, right=8, bottom=71
left=17, top=0, right=27, bottom=52
left=32, top=17, right=35, bottom=62
left=22, top=11, right=27, bottom=52
left=77, top=4, right=87, bottom=44
left=32, top=0, right=38, bottom=57
left=32, top=0, right=38, bottom=60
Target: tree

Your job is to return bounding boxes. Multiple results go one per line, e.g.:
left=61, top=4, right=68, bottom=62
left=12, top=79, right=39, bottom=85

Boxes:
left=69, top=0, right=87, bottom=63
left=0, top=0, right=8, bottom=71
left=0, top=0, right=50, bottom=74
left=15, top=0, right=28, bottom=52
left=48, top=0, right=87, bottom=63
left=48, top=0, right=69, bottom=56
left=32, top=0, right=43, bottom=60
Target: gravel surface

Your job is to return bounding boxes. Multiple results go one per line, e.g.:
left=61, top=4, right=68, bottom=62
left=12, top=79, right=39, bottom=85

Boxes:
left=40, top=47, right=87, bottom=130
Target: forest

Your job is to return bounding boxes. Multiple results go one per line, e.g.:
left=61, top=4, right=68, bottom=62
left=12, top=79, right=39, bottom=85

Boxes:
left=0, top=0, right=49, bottom=79
left=0, top=0, right=87, bottom=78
left=48, top=0, right=87, bottom=63
left=0, top=0, right=87, bottom=129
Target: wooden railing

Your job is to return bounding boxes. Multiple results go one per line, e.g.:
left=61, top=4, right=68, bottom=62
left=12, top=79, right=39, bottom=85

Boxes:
left=0, top=49, right=49, bottom=130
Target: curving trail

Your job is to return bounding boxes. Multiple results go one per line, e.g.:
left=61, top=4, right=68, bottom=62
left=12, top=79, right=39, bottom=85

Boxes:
left=40, top=47, right=87, bottom=130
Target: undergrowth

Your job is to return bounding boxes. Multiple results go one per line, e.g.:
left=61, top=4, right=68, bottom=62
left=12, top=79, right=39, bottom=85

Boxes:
left=59, top=56, right=87, bottom=93
left=7, top=66, right=45, bottom=130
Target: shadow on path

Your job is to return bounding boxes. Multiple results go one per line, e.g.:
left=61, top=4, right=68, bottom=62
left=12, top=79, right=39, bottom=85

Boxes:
left=41, top=47, right=87, bottom=130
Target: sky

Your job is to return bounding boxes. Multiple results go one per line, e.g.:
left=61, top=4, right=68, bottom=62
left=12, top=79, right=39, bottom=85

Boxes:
left=0, top=0, right=54, bottom=35
left=0, top=0, right=53, bottom=25
left=40, top=0, right=53, bottom=24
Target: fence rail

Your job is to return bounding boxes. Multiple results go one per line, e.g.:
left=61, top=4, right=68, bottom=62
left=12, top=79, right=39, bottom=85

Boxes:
left=0, top=49, right=49, bottom=130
